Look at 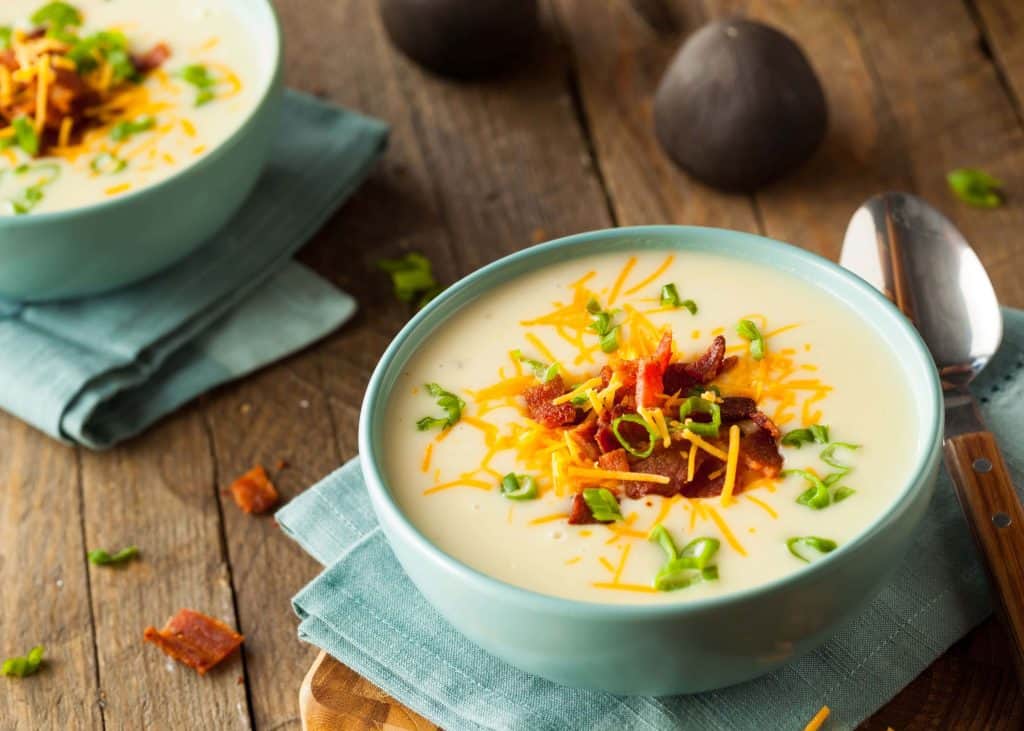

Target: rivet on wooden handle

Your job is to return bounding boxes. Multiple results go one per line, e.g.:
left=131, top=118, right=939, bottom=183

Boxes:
left=944, top=430, right=1024, bottom=682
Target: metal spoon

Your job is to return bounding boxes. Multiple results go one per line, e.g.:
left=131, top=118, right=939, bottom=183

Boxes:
left=842, top=191, right=1024, bottom=677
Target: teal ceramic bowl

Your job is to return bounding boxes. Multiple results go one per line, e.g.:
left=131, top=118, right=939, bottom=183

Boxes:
left=359, top=226, right=943, bottom=695
left=0, top=1, right=283, bottom=302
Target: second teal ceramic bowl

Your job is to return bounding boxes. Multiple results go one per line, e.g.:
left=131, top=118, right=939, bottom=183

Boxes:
left=0, top=1, right=283, bottom=302
left=359, top=226, right=943, bottom=695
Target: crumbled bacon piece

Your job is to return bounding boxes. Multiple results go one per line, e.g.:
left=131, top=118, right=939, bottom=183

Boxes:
left=741, top=429, right=784, bottom=477
left=636, top=359, right=663, bottom=408
left=523, top=376, right=577, bottom=428
left=662, top=362, right=698, bottom=396
left=720, top=397, right=757, bottom=422
left=594, top=425, right=620, bottom=454
left=751, top=411, right=780, bottom=439
left=229, top=465, right=279, bottom=514
left=624, top=449, right=688, bottom=499
left=133, top=42, right=171, bottom=73
left=683, top=335, right=727, bottom=383
left=143, top=609, right=244, bottom=675
left=597, top=448, right=630, bottom=473
left=684, top=472, right=727, bottom=499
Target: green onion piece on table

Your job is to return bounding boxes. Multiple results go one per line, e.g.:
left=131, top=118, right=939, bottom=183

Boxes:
left=611, top=413, right=658, bottom=458
left=582, top=487, right=622, bottom=522
left=416, top=383, right=464, bottom=432
left=787, top=536, right=838, bottom=563
left=736, top=319, right=766, bottom=360
left=947, top=168, right=1003, bottom=208
left=377, top=252, right=442, bottom=309
left=1, top=645, right=44, bottom=677
left=87, top=546, right=139, bottom=566
left=678, top=395, right=721, bottom=438
left=499, top=473, right=538, bottom=501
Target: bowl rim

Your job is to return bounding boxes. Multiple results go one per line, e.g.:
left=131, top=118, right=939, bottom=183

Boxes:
left=359, top=225, right=944, bottom=618
left=0, top=0, right=283, bottom=227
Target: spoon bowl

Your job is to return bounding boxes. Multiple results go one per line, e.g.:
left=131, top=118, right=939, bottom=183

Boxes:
left=841, top=192, right=1002, bottom=387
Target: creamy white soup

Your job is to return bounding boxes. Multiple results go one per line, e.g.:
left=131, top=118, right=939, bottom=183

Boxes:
left=383, top=251, right=918, bottom=604
left=0, top=0, right=265, bottom=215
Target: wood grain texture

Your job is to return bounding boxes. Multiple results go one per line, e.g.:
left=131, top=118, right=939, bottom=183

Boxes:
left=300, top=652, right=439, bottom=731
left=944, top=430, right=1024, bottom=679
left=975, top=0, right=1024, bottom=111
left=0, top=423, right=101, bottom=731
left=79, top=410, right=251, bottom=729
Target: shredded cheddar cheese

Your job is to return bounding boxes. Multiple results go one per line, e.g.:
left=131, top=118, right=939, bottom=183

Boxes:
left=720, top=424, right=741, bottom=505
left=566, top=467, right=671, bottom=485
left=803, top=706, right=830, bottom=731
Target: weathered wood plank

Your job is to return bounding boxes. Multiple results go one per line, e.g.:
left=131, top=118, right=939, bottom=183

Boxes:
left=79, top=409, right=251, bottom=729
left=202, top=358, right=338, bottom=731
left=550, top=0, right=760, bottom=230
left=0, top=419, right=102, bottom=731
left=975, top=0, right=1024, bottom=111
left=276, top=0, right=617, bottom=725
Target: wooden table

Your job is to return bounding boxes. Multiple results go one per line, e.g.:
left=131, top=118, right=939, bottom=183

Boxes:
left=3, top=0, right=1024, bottom=728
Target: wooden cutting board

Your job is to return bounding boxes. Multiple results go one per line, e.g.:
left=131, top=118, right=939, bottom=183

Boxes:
left=300, top=651, right=441, bottom=731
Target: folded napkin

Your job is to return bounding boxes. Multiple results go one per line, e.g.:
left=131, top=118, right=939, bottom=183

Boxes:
left=0, top=91, right=388, bottom=449
left=279, top=307, right=1024, bottom=731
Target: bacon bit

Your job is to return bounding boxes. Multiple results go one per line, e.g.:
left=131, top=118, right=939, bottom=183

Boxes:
left=751, top=411, right=780, bottom=439
left=229, top=465, right=279, bottom=514
left=132, top=43, right=172, bottom=73
left=720, top=397, right=757, bottom=422
left=523, top=376, right=577, bottom=428
left=594, top=424, right=620, bottom=454
left=684, top=335, right=727, bottom=383
left=662, top=362, right=699, bottom=396
left=597, top=448, right=630, bottom=473
left=143, top=609, right=243, bottom=675
left=624, top=449, right=688, bottom=499
left=741, top=430, right=784, bottom=477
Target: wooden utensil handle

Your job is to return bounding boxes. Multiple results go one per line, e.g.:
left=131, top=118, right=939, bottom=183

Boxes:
left=944, top=431, right=1024, bottom=677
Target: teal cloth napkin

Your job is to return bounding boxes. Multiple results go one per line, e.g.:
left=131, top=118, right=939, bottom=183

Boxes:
left=278, top=308, right=1024, bottom=731
left=0, top=91, right=388, bottom=449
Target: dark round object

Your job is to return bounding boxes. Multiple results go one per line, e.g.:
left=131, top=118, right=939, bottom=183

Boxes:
left=653, top=19, right=828, bottom=192
left=379, top=0, right=540, bottom=79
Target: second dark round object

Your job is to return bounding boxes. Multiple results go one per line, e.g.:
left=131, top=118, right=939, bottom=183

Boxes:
left=379, top=0, right=540, bottom=79
left=653, top=19, right=828, bottom=192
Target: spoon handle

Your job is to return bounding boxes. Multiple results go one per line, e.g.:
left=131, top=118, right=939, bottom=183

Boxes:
left=944, top=430, right=1024, bottom=676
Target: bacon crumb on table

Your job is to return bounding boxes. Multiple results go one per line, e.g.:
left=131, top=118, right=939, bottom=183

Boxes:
left=143, top=609, right=243, bottom=675
left=229, top=465, right=279, bottom=514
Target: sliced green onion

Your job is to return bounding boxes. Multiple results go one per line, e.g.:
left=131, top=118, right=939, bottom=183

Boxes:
left=599, top=328, right=619, bottom=353
left=678, top=395, right=721, bottom=438
left=833, top=486, right=856, bottom=503
left=611, top=413, right=658, bottom=458
left=12, top=117, right=38, bottom=157
left=787, top=536, right=838, bottom=563
left=736, top=319, right=766, bottom=360
left=416, top=383, right=464, bottom=431
left=110, top=116, right=156, bottom=142
left=582, top=487, right=622, bottom=522
left=659, top=283, right=698, bottom=314
left=0, top=27, right=12, bottom=50
left=31, top=2, right=81, bottom=32
left=781, top=424, right=830, bottom=448
left=67, top=31, right=139, bottom=82
left=678, top=537, right=720, bottom=570
left=687, top=384, right=720, bottom=399
left=1, top=645, right=44, bottom=677
left=179, top=64, right=218, bottom=106
left=648, top=524, right=678, bottom=561
left=87, top=546, right=139, bottom=566
left=377, top=252, right=442, bottom=309
left=585, top=298, right=602, bottom=315
left=820, top=442, right=860, bottom=472
left=500, top=473, right=538, bottom=501
left=90, top=152, right=128, bottom=175
left=785, top=469, right=831, bottom=510
left=947, top=168, right=1003, bottom=208
left=511, top=350, right=559, bottom=383
left=654, top=560, right=718, bottom=592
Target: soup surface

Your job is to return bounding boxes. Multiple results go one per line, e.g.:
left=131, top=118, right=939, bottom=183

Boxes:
left=0, top=0, right=266, bottom=215
left=383, top=250, right=918, bottom=604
